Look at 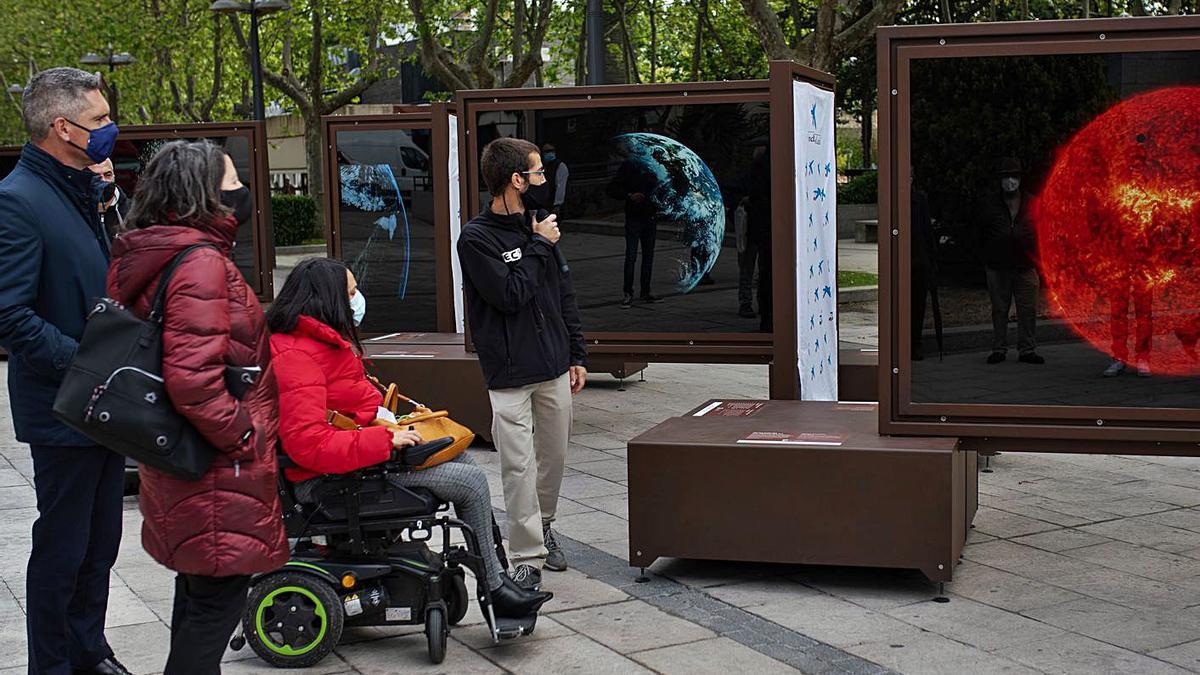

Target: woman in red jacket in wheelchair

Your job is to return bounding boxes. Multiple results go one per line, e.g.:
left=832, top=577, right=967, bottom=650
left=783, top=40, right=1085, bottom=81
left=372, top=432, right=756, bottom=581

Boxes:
left=267, top=257, right=551, bottom=619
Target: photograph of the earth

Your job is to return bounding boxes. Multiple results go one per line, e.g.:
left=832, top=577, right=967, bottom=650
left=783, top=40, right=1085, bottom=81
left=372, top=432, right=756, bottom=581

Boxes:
left=612, top=132, right=726, bottom=293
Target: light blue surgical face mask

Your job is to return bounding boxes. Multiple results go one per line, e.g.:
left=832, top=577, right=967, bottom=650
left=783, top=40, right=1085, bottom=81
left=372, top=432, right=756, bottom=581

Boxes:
left=350, top=290, right=366, bottom=326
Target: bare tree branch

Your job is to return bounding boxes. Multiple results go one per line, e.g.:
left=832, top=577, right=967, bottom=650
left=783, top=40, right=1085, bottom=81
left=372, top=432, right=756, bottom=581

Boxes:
left=738, top=0, right=798, bottom=60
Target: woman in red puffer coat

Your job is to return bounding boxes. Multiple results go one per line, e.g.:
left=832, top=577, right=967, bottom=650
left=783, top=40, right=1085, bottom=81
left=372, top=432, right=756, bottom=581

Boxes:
left=106, top=140, right=287, bottom=674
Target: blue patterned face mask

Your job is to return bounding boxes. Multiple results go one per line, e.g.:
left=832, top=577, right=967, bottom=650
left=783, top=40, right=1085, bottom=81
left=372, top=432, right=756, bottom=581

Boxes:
left=66, top=119, right=119, bottom=163
left=350, top=290, right=366, bottom=326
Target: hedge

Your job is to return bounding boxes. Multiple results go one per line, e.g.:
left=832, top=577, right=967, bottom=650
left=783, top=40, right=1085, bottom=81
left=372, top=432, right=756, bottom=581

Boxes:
left=271, top=194, right=319, bottom=247
left=837, top=172, right=878, bottom=205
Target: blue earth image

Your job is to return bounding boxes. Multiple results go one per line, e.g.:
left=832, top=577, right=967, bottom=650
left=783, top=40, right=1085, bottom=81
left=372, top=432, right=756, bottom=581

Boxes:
left=612, top=133, right=725, bottom=294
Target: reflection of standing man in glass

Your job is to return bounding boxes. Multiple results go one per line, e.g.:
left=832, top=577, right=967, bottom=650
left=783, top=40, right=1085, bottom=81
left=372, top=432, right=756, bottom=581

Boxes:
left=747, top=147, right=772, bottom=332
left=979, top=157, right=1044, bottom=365
left=1103, top=270, right=1153, bottom=377
left=526, top=143, right=569, bottom=216
left=608, top=158, right=662, bottom=308
left=910, top=170, right=936, bottom=361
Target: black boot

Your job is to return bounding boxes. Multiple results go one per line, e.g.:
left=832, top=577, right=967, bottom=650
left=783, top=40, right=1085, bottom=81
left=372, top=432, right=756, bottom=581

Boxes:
left=490, top=575, right=553, bottom=619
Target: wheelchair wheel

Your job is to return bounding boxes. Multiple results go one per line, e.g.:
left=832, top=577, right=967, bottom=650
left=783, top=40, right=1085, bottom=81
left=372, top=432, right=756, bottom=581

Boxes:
left=243, top=572, right=343, bottom=668
left=445, top=572, right=469, bottom=626
left=425, top=606, right=448, bottom=664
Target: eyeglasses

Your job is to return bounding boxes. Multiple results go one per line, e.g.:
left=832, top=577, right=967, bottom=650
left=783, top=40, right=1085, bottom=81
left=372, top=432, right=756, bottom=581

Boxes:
left=521, top=170, right=546, bottom=177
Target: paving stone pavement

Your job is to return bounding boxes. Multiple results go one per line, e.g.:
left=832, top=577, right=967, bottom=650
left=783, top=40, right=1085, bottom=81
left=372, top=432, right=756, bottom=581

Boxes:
left=2, top=360, right=1200, bottom=674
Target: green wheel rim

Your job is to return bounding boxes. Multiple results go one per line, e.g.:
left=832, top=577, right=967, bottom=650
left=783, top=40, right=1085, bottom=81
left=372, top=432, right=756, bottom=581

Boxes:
left=255, top=585, right=329, bottom=656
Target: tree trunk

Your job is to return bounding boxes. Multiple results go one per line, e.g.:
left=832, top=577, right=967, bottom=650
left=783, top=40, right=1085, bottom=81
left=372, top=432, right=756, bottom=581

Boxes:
left=1019, top=0, right=1029, bottom=18
left=939, top=0, right=952, bottom=22
left=649, top=0, right=658, bottom=83
left=691, top=0, right=705, bottom=81
left=860, top=94, right=873, bottom=168
left=1083, top=0, right=1090, bottom=17
left=303, top=109, right=324, bottom=228
left=1167, top=0, right=1181, bottom=13
left=576, top=4, right=588, bottom=85
left=513, top=0, right=526, bottom=82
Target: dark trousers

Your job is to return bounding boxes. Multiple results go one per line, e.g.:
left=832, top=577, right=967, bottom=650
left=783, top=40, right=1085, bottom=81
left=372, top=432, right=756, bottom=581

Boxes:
left=27, top=444, right=124, bottom=675
left=737, top=238, right=760, bottom=311
left=622, top=218, right=657, bottom=296
left=912, top=265, right=931, bottom=356
left=164, top=574, right=252, bottom=675
left=986, top=266, right=1039, bottom=355
left=754, top=236, right=773, bottom=332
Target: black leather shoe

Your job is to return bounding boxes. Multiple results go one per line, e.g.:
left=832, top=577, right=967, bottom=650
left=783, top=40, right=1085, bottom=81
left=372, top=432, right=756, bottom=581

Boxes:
left=491, top=574, right=553, bottom=618
left=1018, top=352, right=1045, bottom=365
left=986, top=351, right=1006, bottom=364
left=77, top=657, right=132, bottom=675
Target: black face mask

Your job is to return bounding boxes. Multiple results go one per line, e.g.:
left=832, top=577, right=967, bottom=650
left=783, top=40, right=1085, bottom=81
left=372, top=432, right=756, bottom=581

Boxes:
left=520, top=188, right=547, bottom=213
left=220, top=186, right=253, bottom=226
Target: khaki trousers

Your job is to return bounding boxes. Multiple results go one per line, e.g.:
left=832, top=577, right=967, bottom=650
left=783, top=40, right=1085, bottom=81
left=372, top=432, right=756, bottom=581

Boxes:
left=488, top=372, right=572, bottom=569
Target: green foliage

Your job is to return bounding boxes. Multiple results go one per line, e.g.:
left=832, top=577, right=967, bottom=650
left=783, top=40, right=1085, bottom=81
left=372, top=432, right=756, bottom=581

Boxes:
left=838, top=172, right=877, bottom=204
left=271, top=194, right=319, bottom=247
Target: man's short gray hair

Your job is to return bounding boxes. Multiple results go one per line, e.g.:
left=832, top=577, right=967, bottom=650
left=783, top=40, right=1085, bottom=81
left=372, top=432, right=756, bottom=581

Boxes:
left=21, top=67, right=102, bottom=141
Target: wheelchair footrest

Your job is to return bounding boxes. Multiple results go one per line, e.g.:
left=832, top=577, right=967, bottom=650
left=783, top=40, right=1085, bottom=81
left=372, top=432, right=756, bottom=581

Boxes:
left=493, top=614, right=537, bottom=640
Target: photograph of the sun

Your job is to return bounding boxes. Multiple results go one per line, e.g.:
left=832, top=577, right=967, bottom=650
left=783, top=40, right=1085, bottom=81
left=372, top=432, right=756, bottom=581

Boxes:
left=1032, top=86, right=1200, bottom=376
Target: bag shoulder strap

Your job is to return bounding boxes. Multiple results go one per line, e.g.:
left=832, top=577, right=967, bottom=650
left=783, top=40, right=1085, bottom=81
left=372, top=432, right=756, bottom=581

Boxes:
left=148, top=244, right=221, bottom=322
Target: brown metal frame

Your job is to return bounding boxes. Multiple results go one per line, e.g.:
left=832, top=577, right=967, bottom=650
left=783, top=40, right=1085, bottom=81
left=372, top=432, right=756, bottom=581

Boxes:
left=456, top=66, right=835, bottom=394
left=877, top=16, right=1200, bottom=447
left=1, top=123, right=275, bottom=299
left=321, top=104, right=459, bottom=334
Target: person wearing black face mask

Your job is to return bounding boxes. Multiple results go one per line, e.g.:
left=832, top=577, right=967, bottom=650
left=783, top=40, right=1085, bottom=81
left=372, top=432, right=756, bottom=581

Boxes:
left=457, top=137, right=587, bottom=591
left=90, top=158, right=129, bottom=240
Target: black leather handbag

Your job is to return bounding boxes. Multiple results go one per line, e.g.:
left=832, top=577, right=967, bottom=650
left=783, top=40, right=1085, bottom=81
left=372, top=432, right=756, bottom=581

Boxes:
left=52, top=244, right=251, bottom=481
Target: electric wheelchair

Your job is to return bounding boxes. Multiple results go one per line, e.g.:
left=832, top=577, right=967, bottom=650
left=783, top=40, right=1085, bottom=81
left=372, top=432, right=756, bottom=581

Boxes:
left=229, top=438, right=537, bottom=667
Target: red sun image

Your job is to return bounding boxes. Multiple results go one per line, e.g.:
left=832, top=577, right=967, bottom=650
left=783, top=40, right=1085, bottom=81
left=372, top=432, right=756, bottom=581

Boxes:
left=1032, top=86, right=1200, bottom=376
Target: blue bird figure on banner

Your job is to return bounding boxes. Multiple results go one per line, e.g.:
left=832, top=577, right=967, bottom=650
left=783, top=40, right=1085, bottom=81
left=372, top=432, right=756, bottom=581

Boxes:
left=812, top=237, right=818, bottom=251
left=806, top=160, right=815, bottom=176
left=822, top=285, right=833, bottom=298
left=808, top=212, right=814, bottom=227
left=813, top=187, right=826, bottom=201
left=824, top=162, right=832, bottom=177
left=810, top=316, right=815, bottom=329
left=809, top=264, right=814, bottom=278
left=810, top=104, right=818, bottom=127
left=813, top=288, right=820, bottom=301
left=818, top=259, right=824, bottom=273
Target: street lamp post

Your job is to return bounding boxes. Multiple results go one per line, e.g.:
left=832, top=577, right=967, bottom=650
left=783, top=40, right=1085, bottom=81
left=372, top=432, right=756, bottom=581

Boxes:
left=80, top=45, right=135, bottom=124
left=210, top=0, right=291, bottom=122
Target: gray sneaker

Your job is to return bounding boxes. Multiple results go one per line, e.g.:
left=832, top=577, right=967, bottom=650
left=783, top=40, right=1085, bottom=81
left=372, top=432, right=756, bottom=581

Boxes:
left=511, top=563, right=541, bottom=591
left=543, top=526, right=568, bottom=571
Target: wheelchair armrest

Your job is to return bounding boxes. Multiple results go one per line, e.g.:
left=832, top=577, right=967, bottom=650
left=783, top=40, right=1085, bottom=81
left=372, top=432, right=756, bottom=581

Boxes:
left=391, top=437, right=455, bottom=469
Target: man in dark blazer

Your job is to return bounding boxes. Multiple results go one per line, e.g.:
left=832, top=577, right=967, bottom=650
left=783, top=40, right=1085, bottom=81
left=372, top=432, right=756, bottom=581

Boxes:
left=0, top=68, right=130, bottom=675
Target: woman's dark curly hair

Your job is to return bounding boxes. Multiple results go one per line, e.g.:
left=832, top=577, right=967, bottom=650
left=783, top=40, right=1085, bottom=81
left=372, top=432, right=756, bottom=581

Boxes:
left=125, top=140, right=231, bottom=230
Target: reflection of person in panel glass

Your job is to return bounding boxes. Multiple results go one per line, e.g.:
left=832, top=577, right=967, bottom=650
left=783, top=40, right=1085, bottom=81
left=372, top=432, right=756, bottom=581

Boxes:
left=978, top=157, right=1044, bottom=365
left=910, top=169, right=936, bottom=361
left=525, top=143, right=569, bottom=216
left=457, top=138, right=588, bottom=592
left=608, top=158, right=663, bottom=307
left=0, top=68, right=132, bottom=675
left=746, top=147, right=773, bottom=332
left=1103, top=272, right=1154, bottom=378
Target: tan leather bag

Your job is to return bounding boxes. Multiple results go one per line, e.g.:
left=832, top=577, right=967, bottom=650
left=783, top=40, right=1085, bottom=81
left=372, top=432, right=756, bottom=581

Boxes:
left=327, top=378, right=475, bottom=471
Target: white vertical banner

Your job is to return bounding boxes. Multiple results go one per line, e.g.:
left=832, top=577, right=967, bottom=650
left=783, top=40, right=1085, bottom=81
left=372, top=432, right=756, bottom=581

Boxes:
left=447, top=114, right=466, bottom=333
left=794, top=82, right=839, bottom=401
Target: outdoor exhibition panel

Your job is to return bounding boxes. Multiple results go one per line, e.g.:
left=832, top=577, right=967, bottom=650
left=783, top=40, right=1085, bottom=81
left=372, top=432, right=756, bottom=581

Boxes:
left=321, top=105, right=464, bottom=335
left=628, top=401, right=971, bottom=582
left=457, top=62, right=838, bottom=401
left=878, top=16, right=1200, bottom=448
left=0, top=121, right=275, bottom=299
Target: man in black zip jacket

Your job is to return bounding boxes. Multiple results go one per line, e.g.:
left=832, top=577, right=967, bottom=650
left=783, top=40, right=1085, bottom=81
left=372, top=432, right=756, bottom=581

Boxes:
left=457, top=137, right=587, bottom=591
